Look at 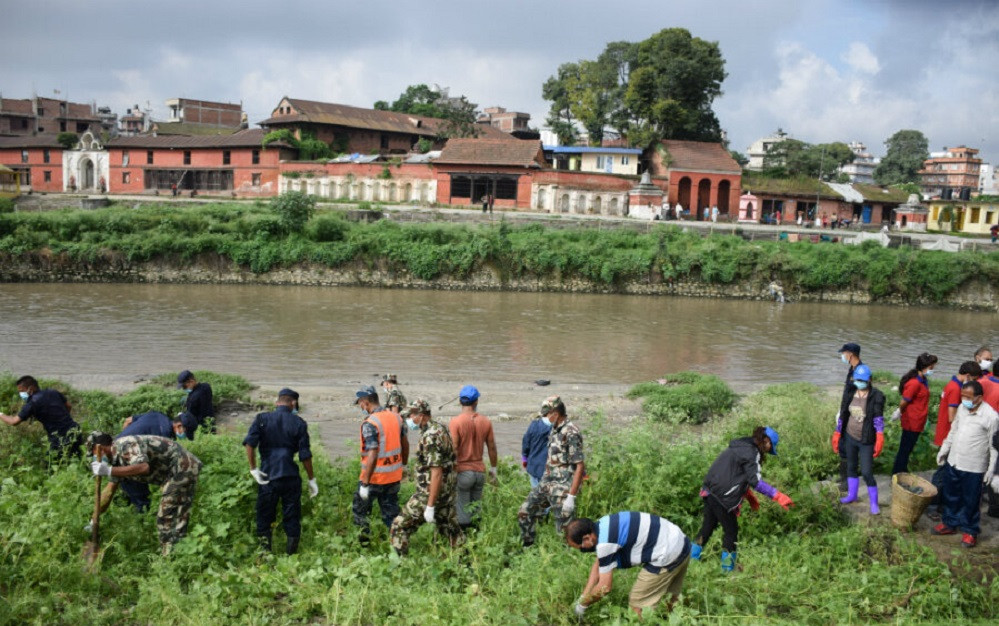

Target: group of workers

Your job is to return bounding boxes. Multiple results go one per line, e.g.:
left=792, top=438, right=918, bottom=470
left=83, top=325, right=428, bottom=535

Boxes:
left=3, top=343, right=998, bottom=618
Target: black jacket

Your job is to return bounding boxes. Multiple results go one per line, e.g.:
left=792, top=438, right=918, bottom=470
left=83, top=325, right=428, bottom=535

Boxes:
left=702, top=437, right=762, bottom=512
left=837, top=385, right=885, bottom=445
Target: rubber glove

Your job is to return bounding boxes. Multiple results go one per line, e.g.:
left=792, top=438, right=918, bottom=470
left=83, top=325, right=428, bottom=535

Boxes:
left=521, top=455, right=528, bottom=470
left=984, top=469, right=994, bottom=487
left=936, top=449, right=948, bottom=466
left=831, top=431, right=841, bottom=454
left=890, top=408, right=901, bottom=422
left=424, top=505, right=435, bottom=524
left=84, top=520, right=93, bottom=533
left=991, top=474, right=999, bottom=492
left=358, top=484, right=370, bottom=500
left=873, top=432, right=884, bottom=458
left=744, top=489, right=760, bottom=511
left=91, top=461, right=112, bottom=477
left=250, top=469, right=269, bottom=485
left=773, top=491, right=794, bottom=510
left=574, top=602, right=587, bottom=617
left=308, top=478, right=318, bottom=498
left=562, top=493, right=576, bottom=516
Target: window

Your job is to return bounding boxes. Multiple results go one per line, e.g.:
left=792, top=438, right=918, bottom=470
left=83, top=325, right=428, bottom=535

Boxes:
left=122, top=150, right=129, bottom=167
left=76, top=122, right=87, bottom=133
left=380, top=134, right=389, bottom=150
left=495, top=177, right=518, bottom=200
left=251, top=173, right=261, bottom=186
left=223, top=150, right=231, bottom=165
left=43, top=149, right=50, bottom=164
left=450, top=175, right=471, bottom=198
left=596, top=156, right=605, bottom=169
left=621, top=155, right=630, bottom=165
left=970, top=207, right=980, bottom=223
left=60, top=121, right=67, bottom=132
left=43, top=171, right=51, bottom=183
left=21, top=150, right=28, bottom=163
left=37, top=107, right=45, bottom=116
left=147, top=150, right=154, bottom=164
left=122, top=172, right=130, bottom=184
left=252, top=149, right=260, bottom=165
left=20, top=119, right=28, bottom=129
left=183, top=151, right=191, bottom=165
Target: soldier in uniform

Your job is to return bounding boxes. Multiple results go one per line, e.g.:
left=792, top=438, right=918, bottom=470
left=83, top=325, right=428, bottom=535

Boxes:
left=115, top=410, right=185, bottom=513
left=87, top=431, right=202, bottom=555
left=381, top=374, right=407, bottom=414
left=390, top=399, right=464, bottom=555
left=518, top=396, right=585, bottom=547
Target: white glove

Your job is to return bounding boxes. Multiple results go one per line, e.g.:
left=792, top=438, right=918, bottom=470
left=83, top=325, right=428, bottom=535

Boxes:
left=424, top=505, right=435, bottom=524
left=985, top=470, right=994, bottom=487
left=91, top=461, right=112, bottom=477
left=574, top=602, right=587, bottom=616
left=358, top=484, right=370, bottom=500
left=936, top=450, right=948, bottom=466
left=562, top=493, right=576, bottom=516
left=890, top=408, right=901, bottom=422
left=250, top=469, right=270, bottom=485
left=84, top=520, right=93, bottom=533
left=992, top=474, right=999, bottom=491
left=308, top=478, right=318, bottom=498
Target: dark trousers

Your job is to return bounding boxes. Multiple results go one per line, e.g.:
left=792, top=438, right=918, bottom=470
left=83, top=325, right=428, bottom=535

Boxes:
left=938, top=463, right=983, bottom=535
left=351, top=481, right=400, bottom=534
left=256, top=476, right=302, bottom=539
left=891, top=429, right=921, bottom=475
left=48, top=430, right=82, bottom=461
left=695, top=495, right=739, bottom=553
left=842, top=432, right=876, bottom=487
left=121, top=479, right=151, bottom=510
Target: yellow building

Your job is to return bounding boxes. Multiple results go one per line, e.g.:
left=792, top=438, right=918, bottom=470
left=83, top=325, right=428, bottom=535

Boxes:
left=544, top=146, right=642, bottom=176
left=0, top=164, right=21, bottom=198
left=927, top=199, right=999, bottom=235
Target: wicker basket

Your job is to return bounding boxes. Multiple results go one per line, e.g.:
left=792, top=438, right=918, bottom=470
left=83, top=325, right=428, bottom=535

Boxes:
left=890, top=473, right=938, bottom=530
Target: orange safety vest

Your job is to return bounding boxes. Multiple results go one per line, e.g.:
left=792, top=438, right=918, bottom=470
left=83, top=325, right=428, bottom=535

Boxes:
left=359, top=410, right=404, bottom=484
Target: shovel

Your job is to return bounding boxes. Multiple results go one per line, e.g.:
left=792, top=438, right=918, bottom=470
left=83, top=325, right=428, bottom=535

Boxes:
left=82, top=474, right=101, bottom=569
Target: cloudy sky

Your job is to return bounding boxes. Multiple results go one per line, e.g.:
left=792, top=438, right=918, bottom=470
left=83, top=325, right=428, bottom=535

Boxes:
left=2, top=0, right=997, bottom=164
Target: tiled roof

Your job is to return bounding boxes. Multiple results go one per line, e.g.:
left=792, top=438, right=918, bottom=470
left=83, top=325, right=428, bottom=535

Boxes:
left=0, top=134, right=63, bottom=148
left=436, top=138, right=543, bottom=168
left=661, top=139, right=741, bottom=173
left=107, top=128, right=280, bottom=149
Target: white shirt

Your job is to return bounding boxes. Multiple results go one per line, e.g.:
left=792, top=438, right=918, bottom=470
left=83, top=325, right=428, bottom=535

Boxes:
left=941, top=402, right=999, bottom=474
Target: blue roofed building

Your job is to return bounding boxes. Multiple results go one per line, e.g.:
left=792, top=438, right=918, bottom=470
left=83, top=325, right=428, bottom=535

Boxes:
left=543, top=145, right=642, bottom=176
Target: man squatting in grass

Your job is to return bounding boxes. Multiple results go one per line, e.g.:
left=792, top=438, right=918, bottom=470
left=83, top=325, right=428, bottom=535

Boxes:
left=115, top=410, right=186, bottom=513
left=0, top=375, right=82, bottom=460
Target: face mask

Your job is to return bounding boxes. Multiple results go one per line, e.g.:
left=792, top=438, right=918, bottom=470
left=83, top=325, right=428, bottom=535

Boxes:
left=183, top=388, right=192, bottom=395
left=18, top=391, right=29, bottom=400
left=176, top=432, right=187, bottom=440
left=406, top=417, right=420, bottom=431
left=980, top=359, right=994, bottom=371
left=541, top=417, right=552, bottom=427
left=90, top=454, right=110, bottom=464
left=841, top=354, right=849, bottom=364
left=854, top=381, right=868, bottom=390
left=925, top=370, right=934, bottom=377
left=291, top=409, right=299, bottom=416
left=962, top=399, right=976, bottom=410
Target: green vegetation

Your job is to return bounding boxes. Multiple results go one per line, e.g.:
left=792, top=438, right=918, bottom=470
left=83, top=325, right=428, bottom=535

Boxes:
left=0, top=376, right=993, bottom=624
left=0, top=203, right=997, bottom=303
left=0, top=198, right=14, bottom=214
left=874, top=130, right=930, bottom=186
left=56, top=132, right=79, bottom=150
left=262, top=129, right=334, bottom=161
left=627, top=371, right=736, bottom=423
left=270, top=191, right=316, bottom=233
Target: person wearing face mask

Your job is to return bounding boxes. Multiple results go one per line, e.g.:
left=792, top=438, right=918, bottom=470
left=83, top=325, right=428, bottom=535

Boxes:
left=835, top=343, right=863, bottom=491
left=243, top=388, right=316, bottom=555
left=389, top=399, right=464, bottom=555
left=565, top=512, right=690, bottom=619
left=975, top=347, right=999, bottom=412
left=832, top=364, right=885, bottom=515
left=0, top=375, right=81, bottom=459
left=521, top=411, right=553, bottom=489
left=518, top=396, right=585, bottom=548
left=932, top=381, right=999, bottom=548
left=891, top=353, right=938, bottom=476
left=176, top=370, right=214, bottom=440
left=115, top=410, right=186, bottom=513
left=353, top=385, right=408, bottom=546
left=975, top=346, right=993, bottom=377
left=934, top=362, right=982, bottom=447
left=380, top=374, right=407, bottom=415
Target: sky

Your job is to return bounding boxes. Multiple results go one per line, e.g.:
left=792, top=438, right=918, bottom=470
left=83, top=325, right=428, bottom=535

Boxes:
left=2, top=0, right=998, bottom=165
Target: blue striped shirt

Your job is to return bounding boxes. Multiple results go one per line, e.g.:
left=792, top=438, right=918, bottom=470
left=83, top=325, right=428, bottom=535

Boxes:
left=596, top=511, right=687, bottom=574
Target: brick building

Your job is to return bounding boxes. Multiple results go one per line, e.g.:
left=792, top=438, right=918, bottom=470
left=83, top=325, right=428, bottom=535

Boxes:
left=165, top=98, right=244, bottom=128
left=0, top=135, right=64, bottom=192
left=645, top=140, right=742, bottom=217
left=433, top=138, right=543, bottom=209
left=476, top=107, right=531, bottom=133
left=920, top=146, right=982, bottom=200
left=0, top=96, right=100, bottom=136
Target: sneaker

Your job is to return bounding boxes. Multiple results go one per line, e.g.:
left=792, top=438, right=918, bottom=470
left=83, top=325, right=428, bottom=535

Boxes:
left=931, top=523, right=956, bottom=536
left=961, top=534, right=977, bottom=548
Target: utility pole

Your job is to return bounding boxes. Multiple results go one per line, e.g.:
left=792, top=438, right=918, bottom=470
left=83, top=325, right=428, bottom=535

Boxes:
left=816, top=143, right=826, bottom=226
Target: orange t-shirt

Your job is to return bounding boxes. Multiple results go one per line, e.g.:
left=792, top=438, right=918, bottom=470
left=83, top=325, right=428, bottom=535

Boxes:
left=449, top=411, right=494, bottom=473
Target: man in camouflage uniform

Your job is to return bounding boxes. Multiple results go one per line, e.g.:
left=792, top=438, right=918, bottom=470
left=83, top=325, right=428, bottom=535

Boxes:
left=518, top=396, right=585, bottom=547
left=381, top=374, right=407, bottom=414
left=389, top=399, right=464, bottom=555
left=87, top=431, right=202, bottom=555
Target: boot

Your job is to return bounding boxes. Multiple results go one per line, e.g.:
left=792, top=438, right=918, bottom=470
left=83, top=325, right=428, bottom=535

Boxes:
left=720, top=551, right=737, bottom=572
left=690, top=543, right=702, bottom=561
left=258, top=533, right=272, bottom=552
left=868, top=485, right=880, bottom=515
left=286, top=536, right=300, bottom=555
left=840, top=477, right=860, bottom=504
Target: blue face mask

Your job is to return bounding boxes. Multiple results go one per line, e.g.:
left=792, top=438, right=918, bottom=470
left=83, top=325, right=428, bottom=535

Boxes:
left=176, top=432, right=187, bottom=440
left=925, top=370, right=934, bottom=377
left=541, top=417, right=552, bottom=427
left=183, top=388, right=192, bottom=395
left=18, top=391, right=29, bottom=400
left=962, top=399, right=976, bottom=410
left=854, top=381, right=869, bottom=390
left=841, top=354, right=849, bottom=364
left=406, top=417, right=419, bottom=431
left=90, top=454, right=110, bottom=464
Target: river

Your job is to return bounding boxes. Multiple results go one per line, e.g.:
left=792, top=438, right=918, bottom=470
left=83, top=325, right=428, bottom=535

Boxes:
left=0, top=283, right=994, bottom=392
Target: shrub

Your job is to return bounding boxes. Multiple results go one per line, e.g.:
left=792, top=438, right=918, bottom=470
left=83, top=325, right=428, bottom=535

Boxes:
left=627, top=371, right=737, bottom=424
left=0, top=197, right=14, bottom=214
left=307, top=213, right=350, bottom=243
left=269, top=192, right=315, bottom=233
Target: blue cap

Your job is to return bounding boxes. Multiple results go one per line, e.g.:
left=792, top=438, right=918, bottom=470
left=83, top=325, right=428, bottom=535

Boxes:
left=176, top=370, right=194, bottom=388
left=852, top=364, right=872, bottom=382
left=764, top=426, right=780, bottom=455
left=459, top=385, right=480, bottom=403
left=278, top=388, right=299, bottom=400
left=354, top=385, right=376, bottom=404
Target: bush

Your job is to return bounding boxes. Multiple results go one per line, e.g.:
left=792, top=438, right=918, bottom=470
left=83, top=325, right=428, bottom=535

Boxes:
left=627, top=371, right=737, bottom=424
left=0, top=197, right=14, bottom=214
left=307, top=213, right=350, bottom=243
left=270, top=192, right=316, bottom=233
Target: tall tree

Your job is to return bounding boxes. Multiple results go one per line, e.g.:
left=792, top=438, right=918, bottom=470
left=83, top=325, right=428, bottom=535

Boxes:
left=374, top=84, right=481, bottom=139
left=874, top=129, right=929, bottom=185
left=762, top=140, right=855, bottom=179
left=542, top=63, right=581, bottom=145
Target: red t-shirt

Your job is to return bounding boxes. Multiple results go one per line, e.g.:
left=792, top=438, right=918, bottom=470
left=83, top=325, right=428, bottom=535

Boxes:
left=934, top=376, right=962, bottom=446
left=900, top=375, right=930, bottom=432
left=982, top=375, right=999, bottom=413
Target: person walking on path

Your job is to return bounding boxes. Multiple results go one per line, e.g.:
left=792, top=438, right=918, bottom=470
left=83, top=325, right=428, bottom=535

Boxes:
left=448, top=385, right=498, bottom=530
left=0, top=375, right=81, bottom=460
left=244, top=388, right=317, bottom=555
left=691, top=426, right=793, bottom=572
left=380, top=374, right=407, bottom=415
left=176, top=370, right=214, bottom=439
left=565, top=512, right=691, bottom=619
left=932, top=381, right=999, bottom=548
left=711, top=205, right=719, bottom=223
left=929, top=361, right=982, bottom=521
left=836, top=343, right=864, bottom=491
left=390, top=399, right=464, bottom=555
left=481, top=194, right=488, bottom=213
left=353, top=385, right=408, bottom=545
left=891, top=353, right=938, bottom=475
left=674, top=203, right=683, bottom=221
left=115, top=411, right=185, bottom=513
left=832, top=364, right=886, bottom=515
left=521, top=411, right=553, bottom=489
left=518, top=396, right=585, bottom=547
left=87, top=431, right=202, bottom=555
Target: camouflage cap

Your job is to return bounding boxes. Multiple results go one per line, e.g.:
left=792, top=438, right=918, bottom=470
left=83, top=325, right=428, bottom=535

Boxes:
left=407, top=398, right=431, bottom=416
left=540, top=395, right=562, bottom=415
left=380, top=374, right=399, bottom=386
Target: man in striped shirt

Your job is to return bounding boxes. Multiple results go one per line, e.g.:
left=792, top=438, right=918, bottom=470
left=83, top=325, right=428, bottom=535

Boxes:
left=565, top=511, right=691, bottom=618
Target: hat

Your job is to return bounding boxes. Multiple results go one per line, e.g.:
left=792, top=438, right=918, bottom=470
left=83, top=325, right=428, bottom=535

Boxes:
left=838, top=343, right=861, bottom=356
left=763, top=426, right=780, bottom=455
left=540, top=395, right=562, bottom=415
left=380, top=374, right=399, bottom=386
left=407, top=398, right=431, bottom=415
left=176, top=369, right=194, bottom=388
left=852, top=364, right=872, bottom=382
left=278, top=388, right=299, bottom=400
left=354, top=385, right=377, bottom=404
left=459, top=385, right=480, bottom=403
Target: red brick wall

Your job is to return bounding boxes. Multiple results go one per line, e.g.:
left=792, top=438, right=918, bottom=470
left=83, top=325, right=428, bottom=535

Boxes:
left=0, top=147, right=63, bottom=192
left=107, top=145, right=285, bottom=196
left=435, top=164, right=538, bottom=208
left=279, top=161, right=436, bottom=180
left=669, top=170, right=741, bottom=216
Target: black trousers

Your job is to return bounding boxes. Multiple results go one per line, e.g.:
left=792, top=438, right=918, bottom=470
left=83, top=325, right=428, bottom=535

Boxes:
left=256, top=476, right=302, bottom=539
left=695, top=495, right=739, bottom=553
left=892, top=429, right=920, bottom=475
left=351, top=481, right=400, bottom=533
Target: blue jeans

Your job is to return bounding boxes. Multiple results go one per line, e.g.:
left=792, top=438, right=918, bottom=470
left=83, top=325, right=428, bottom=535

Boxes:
left=121, top=479, right=151, bottom=511
left=939, top=463, right=984, bottom=536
